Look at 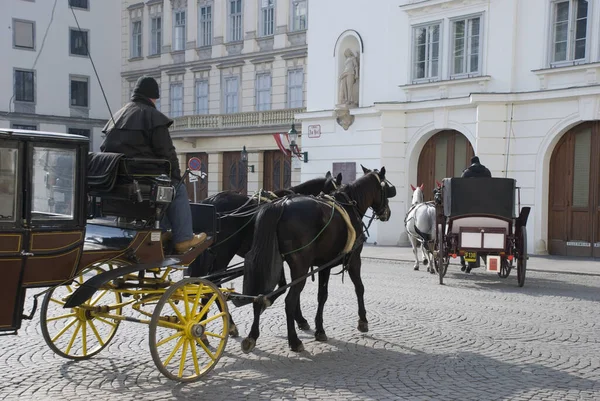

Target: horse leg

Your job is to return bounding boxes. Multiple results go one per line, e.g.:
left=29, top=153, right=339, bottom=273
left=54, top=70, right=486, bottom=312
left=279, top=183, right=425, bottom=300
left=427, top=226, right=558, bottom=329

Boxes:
left=266, top=267, right=310, bottom=330
left=347, top=255, right=368, bottom=332
left=314, top=268, right=331, bottom=342
left=409, top=235, right=420, bottom=271
left=241, top=299, right=264, bottom=353
left=284, top=272, right=307, bottom=352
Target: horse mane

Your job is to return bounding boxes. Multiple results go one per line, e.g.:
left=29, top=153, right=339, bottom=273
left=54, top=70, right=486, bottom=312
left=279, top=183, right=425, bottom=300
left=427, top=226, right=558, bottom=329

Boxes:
left=335, top=173, right=377, bottom=213
left=288, top=177, right=327, bottom=194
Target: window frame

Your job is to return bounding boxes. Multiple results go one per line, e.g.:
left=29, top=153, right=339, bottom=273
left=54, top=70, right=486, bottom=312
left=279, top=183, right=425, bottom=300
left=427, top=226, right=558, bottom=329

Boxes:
left=449, top=13, right=483, bottom=79
left=69, top=75, right=90, bottom=109
left=11, top=124, right=38, bottom=130
left=131, top=19, right=143, bottom=58
left=172, top=9, right=187, bottom=52
left=548, top=0, right=590, bottom=67
left=69, top=27, right=89, bottom=57
left=228, top=0, right=243, bottom=42
left=170, top=82, right=184, bottom=117
left=195, top=79, right=209, bottom=115
left=287, top=68, right=304, bottom=108
left=14, top=69, right=35, bottom=104
left=149, top=15, right=162, bottom=56
left=259, top=0, right=275, bottom=37
left=223, top=76, right=240, bottom=114
left=290, top=0, right=308, bottom=32
left=411, top=21, right=442, bottom=83
left=198, top=3, right=213, bottom=47
left=255, top=72, right=272, bottom=111
left=0, top=141, right=22, bottom=227
left=12, top=18, right=35, bottom=51
left=68, top=0, right=89, bottom=11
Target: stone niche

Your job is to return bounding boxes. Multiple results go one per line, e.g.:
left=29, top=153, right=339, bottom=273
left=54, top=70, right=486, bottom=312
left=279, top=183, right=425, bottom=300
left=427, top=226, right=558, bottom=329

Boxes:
left=334, top=31, right=362, bottom=130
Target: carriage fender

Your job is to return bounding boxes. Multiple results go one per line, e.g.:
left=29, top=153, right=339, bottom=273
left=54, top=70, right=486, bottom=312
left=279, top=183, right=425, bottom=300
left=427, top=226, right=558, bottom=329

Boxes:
left=517, top=207, right=531, bottom=228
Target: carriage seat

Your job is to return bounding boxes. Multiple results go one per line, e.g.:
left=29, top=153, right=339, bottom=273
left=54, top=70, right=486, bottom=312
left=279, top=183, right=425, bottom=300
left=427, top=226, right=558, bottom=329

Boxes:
left=442, top=177, right=516, bottom=219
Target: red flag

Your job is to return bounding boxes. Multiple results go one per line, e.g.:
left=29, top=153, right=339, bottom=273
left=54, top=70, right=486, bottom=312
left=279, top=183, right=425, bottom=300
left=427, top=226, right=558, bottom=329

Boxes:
left=273, top=133, right=291, bottom=156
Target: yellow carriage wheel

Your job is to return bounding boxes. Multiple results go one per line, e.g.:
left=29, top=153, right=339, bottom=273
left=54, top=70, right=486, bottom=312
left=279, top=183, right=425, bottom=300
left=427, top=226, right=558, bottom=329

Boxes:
left=40, top=264, right=123, bottom=360
left=149, top=278, right=229, bottom=382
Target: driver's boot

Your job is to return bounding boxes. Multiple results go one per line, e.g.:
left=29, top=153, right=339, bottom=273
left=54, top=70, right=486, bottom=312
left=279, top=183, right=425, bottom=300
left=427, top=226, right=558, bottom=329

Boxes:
left=175, top=232, right=208, bottom=254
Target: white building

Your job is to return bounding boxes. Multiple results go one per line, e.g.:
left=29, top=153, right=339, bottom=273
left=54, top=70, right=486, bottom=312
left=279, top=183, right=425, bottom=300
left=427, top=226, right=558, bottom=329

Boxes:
left=121, top=0, right=309, bottom=200
left=299, top=0, right=600, bottom=258
left=0, top=0, right=121, bottom=151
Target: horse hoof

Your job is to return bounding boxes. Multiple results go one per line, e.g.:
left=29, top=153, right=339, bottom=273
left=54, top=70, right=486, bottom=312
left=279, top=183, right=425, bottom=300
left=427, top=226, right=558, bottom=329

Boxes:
left=429, top=268, right=436, bottom=275
left=241, top=337, right=256, bottom=353
left=357, top=320, right=369, bottom=333
left=297, top=321, right=311, bottom=331
left=229, top=324, right=239, bottom=338
left=461, top=265, right=466, bottom=272
left=290, top=341, right=304, bottom=353
left=315, top=331, right=328, bottom=342
left=413, top=266, right=419, bottom=271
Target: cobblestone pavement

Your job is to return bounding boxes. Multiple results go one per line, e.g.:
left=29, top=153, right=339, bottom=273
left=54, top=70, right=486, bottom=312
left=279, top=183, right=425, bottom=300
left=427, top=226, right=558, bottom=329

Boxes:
left=1, top=259, right=599, bottom=401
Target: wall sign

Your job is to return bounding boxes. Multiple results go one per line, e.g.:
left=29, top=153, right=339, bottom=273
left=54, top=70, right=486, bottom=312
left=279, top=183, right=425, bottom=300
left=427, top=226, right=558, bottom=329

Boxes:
left=308, top=125, right=321, bottom=138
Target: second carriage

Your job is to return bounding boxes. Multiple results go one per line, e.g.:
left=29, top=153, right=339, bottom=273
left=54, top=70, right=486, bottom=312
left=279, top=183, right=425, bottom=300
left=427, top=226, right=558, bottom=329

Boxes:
left=432, top=177, right=531, bottom=286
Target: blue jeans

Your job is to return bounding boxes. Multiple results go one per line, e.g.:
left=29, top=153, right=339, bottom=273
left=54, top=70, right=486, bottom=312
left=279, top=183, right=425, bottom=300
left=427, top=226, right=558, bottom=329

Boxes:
left=161, top=184, right=193, bottom=244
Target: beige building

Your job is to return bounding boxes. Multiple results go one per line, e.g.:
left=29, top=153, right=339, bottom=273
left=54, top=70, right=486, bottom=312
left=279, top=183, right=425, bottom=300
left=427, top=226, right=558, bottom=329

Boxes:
left=121, top=0, right=308, bottom=201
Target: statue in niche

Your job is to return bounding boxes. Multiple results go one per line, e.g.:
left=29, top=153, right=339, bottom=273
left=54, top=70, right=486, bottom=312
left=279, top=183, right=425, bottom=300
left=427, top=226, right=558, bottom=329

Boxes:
left=337, top=49, right=359, bottom=107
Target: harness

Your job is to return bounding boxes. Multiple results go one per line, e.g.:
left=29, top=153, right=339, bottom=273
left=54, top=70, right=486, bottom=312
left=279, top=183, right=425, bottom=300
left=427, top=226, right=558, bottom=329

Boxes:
left=404, top=201, right=435, bottom=243
left=322, top=194, right=356, bottom=254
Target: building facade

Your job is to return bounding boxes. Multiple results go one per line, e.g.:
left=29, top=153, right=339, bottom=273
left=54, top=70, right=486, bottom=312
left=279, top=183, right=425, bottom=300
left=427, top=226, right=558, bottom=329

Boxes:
left=299, top=0, right=600, bottom=258
left=0, top=0, right=121, bottom=151
left=121, top=0, right=309, bottom=200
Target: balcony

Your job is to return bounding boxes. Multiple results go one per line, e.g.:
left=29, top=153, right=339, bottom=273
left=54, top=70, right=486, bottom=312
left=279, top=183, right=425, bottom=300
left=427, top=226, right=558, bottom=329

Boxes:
left=170, top=108, right=305, bottom=136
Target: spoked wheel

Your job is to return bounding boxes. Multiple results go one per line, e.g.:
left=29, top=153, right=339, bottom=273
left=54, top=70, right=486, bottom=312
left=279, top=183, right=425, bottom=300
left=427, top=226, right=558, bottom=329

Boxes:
left=517, top=226, right=527, bottom=287
left=40, top=265, right=122, bottom=360
left=149, top=278, right=229, bottom=382
left=436, top=224, right=448, bottom=285
left=498, top=257, right=512, bottom=278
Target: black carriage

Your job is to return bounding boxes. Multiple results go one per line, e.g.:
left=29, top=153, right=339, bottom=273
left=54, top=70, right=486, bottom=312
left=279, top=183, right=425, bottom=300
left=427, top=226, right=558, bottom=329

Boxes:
left=433, top=177, right=531, bottom=286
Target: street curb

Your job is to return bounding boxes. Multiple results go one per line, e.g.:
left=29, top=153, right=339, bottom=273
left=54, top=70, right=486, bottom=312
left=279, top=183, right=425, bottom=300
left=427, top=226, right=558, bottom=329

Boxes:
left=361, top=256, right=600, bottom=277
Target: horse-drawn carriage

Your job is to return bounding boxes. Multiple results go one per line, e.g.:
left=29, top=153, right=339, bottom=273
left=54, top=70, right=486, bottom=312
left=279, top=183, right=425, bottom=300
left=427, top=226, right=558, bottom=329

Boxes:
left=432, top=177, right=531, bottom=286
left=1, top=128, right=395, bottom=382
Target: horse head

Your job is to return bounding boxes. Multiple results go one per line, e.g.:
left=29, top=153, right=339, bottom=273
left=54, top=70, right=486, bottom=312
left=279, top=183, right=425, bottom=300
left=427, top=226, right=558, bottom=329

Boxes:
left=324, top=170, right=343, bottom=193
left=360, top=164, right=396, bottom=222
left=409, top=183, right=425, bottom=205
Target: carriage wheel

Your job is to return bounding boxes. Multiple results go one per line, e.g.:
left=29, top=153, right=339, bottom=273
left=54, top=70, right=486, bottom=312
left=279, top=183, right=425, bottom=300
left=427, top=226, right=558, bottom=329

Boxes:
left=149, top=278, right=229, bottom=382
left=436, top=225, right=448, bottom=285
left=497, top=257, right=512, bottom=278
left=40, top=265, right=122, bottom=360
left=517, top=226, right=527, bottom=287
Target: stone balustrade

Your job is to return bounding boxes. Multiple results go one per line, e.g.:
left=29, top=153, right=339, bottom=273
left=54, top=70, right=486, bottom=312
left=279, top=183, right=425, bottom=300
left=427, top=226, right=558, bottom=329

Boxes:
left=171, top=108, right=306, bottom=131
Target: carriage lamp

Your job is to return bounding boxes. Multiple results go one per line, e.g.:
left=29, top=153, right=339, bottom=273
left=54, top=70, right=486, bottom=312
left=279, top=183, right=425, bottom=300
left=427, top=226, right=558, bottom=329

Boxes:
left=287, top=124, right=308, bottom=163
left=152, top=175, right=175, bottom=204
left=240, top=146, right=255, bottom=173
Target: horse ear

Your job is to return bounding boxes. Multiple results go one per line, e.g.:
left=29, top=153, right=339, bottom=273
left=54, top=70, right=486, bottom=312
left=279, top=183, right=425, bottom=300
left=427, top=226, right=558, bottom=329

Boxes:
left=419, top=183, right=424, bottom=190
left=410, top=184, right=416, bottom=191
left=325, top=171, right=332, bottom=179
left=436, top=180, right=441, bottom=187
left=336, top=172, right=342, bottom=185
left=361, top=164, right=370, bottom=174
left=379, top=166, right=386, bottom=177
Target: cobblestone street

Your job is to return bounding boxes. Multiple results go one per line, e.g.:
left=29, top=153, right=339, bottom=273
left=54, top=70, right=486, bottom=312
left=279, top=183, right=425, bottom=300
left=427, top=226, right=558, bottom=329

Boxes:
left=1, top=259, right=599, bottom=401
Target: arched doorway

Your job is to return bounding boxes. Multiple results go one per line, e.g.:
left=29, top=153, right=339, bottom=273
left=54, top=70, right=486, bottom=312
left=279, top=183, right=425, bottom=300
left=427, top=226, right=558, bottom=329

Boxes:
left=548, top=122, right=600, bottom=258
left=417, top=130, right=474, bottom=201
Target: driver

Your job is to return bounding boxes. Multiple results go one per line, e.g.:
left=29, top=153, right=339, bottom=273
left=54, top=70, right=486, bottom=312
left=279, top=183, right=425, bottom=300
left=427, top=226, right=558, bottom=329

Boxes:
left=101, top=76, right=206, bottom=254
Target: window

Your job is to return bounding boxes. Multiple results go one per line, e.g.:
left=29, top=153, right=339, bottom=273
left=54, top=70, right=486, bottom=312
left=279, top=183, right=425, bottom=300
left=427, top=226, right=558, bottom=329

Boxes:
left=412, top=23, right=440, bottom=81
left=131, top=20, right=142, bottom=58
left=550, top=0, right=588, bottom=64
left=0, top=147, right=19, bottom=223
left=229, top=0, right=242, bottom=42
left=31, top=147, right=76, bottom=220
left=11, top=124, right=37, bottom=130
left=195, top=80, right=209, bottom=114
left=173, top=10, right=186, bottom=51
left=260, top=0, right=274, bottom=37
left=150, top=16, right=162, bottom=55
left=14, top=70, right=35, bottom=103
left=70, top=28, right=88, bottom=56
left=287, top=69, right=304, bottom=108
left=155, top=98, right=161, bottom=111
left=70, top=77, right=89, bottom=108
left=256, top=73, right=272, bottom=111
left=170, top=83, right=183, bottom=117
left=451, top=16, right=481, bottom=77
left=199, top=5, right=212, bottom=47
left=224, top=76, right=239, bottom=114
left=68, top=128, right=90, bottom=137
left=13, top=19, right=35, bottom=50
left=291, top=0, right=307, bottom=31
left=69, top=0, right=88, bottom=10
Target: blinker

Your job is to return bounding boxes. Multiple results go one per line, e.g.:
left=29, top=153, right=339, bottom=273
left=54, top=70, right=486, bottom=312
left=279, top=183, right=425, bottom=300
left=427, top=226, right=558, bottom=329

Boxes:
left=386, top=185, right=397, bottom=199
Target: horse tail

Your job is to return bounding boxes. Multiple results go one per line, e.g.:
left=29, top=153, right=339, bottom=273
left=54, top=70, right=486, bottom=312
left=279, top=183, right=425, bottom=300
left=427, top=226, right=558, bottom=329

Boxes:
left=242, top=202, right=285, bottom=301
left=414, top=225, right=430, bottom=245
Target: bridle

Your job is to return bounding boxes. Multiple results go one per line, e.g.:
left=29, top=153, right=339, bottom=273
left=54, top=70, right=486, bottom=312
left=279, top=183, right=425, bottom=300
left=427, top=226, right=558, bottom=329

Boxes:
left=370, top=171, right=396, bottom=219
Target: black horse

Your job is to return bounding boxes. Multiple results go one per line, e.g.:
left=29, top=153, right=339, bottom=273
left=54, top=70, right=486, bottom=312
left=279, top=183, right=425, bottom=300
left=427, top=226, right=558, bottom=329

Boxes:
left=240, top=165, right=396, bottom=353
left=190, top=171, right=342, bottom=337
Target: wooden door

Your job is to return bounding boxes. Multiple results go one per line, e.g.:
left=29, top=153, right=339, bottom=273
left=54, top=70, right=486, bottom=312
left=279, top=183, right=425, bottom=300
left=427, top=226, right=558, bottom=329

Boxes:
left=185, top=152, right=208, bottom=202
left=222, top=151, right=247, bottom=195
left=549, top=122, right=600, bottom=258
left=263, top=150, right=291, bottom=191
left=417, top=130, right=474, bottom=201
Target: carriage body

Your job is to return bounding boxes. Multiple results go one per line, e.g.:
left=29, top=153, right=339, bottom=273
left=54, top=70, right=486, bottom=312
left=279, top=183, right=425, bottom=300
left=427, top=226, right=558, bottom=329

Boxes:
left=434, top=177, right=530, bottom=286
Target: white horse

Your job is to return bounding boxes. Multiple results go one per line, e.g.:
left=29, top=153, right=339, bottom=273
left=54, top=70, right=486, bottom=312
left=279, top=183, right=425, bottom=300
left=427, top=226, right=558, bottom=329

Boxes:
left=404, top=184, right=437, bottom=273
